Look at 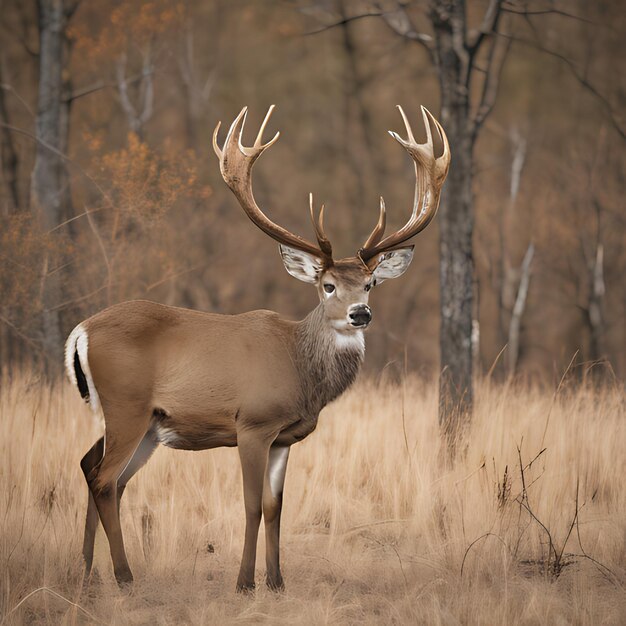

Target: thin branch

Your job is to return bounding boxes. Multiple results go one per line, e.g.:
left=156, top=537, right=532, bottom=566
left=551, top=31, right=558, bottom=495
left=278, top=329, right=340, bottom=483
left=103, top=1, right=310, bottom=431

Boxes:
left=303, top=6, right=434, bottom=59
left=0, top=122, right=112, bottom=206
left=378, top=4, right=434, bottom=61
left=471, top=30, right=512, bottom=138
left=68, top=70, right=155, bottom=103
left=143, top=263, right=206, bottom=293
left=0, top=82, right=35, bottom=118
left=0, top=313, right=45, bottom=356
left=468, top=0, right=503, bottom=54
left=502, top=5, right=603, bottom=28
left=304, top=11, right=383, bottom=35
left=493, top=32, right=625, bottom=140
left=63, top=0, right=82, bottom=21
left=116, top=54, right=138, bottom=129
left=83, top=203, right=111, bottom=300
left=46, top=205, right=108, bottom=233
left=46, top=284, right=109, bottom=312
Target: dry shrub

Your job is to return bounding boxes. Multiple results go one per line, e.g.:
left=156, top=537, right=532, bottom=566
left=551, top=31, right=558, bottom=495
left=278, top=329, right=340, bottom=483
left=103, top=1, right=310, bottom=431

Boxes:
left=0, top=214, right=72, bottom=351
left=0, top=376, right=624, bottom=624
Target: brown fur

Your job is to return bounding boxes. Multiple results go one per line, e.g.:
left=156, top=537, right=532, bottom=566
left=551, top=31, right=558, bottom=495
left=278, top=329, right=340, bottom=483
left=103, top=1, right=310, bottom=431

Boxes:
left=74, top=262, right=371, bottom=591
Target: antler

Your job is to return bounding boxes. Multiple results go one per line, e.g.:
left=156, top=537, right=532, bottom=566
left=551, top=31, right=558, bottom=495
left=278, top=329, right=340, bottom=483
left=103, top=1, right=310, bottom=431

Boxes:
left=359, top=105, right=451, bottom=266
left=213, top=106, right=333, bottom=264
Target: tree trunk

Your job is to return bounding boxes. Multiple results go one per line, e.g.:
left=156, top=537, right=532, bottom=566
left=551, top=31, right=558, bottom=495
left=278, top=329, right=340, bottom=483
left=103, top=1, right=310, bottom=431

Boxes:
left=507, top=242, right=534, bottom=374
left=587, top=242, right=605, bottom=364
left=431, top=1, right=474, bottom=442
left=30, top=0, right=70, bottom=370
left=0, top=62, right=20, bottom=215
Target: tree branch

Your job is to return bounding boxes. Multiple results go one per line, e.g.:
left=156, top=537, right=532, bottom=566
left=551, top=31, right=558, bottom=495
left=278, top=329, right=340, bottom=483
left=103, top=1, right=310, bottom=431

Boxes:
left=494, top=32, right=625, bottom=140
left=0, top=122, right=112, bottom=206
left=378, top=3, right=434, bottom=61
left=468, top=0, right=503, bottom=55
left=304, top=11, right=383, bottom=35
left=67, top=70, right=155, bottom=103
left=303, top=4, right=434, bottom=59
left=502, top=5, right=602, bottom=28
left=471, top=30, right=512, bottom=138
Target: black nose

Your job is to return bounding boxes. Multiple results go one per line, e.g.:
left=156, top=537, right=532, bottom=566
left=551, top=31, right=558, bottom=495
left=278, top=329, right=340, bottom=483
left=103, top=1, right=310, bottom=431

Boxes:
left=349, top=305, right=372, bottom=326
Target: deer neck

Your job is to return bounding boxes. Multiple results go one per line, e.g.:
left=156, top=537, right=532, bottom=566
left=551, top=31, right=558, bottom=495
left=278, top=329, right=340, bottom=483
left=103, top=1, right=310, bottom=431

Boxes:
left=295, top=303, right=364, bottom=417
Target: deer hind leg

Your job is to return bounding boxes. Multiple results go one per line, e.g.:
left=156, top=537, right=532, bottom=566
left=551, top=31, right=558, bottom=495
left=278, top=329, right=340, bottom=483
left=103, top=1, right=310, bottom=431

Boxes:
left=263, top=445, right=290, bottom=591
left=84, top=407, right=152, bottom=586
left=116, top=427, right=160, bottom=510
left=236, top=429, right=274, bottom=593
left=80, top=437, right=105, bottom=574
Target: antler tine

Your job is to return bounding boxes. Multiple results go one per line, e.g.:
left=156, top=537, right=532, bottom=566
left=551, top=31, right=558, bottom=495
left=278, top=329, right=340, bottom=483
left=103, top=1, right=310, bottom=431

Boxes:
left=361, top=196, right=387, bottom=250
left=421, top=105, right=434, bottom=152
left=435, top=116, right=450, bottom=163
left=226, top=106, right=248, bottom=151
left=212, top=121, right=223, bottom=159
left=359, top=105, right=451, bottom=266
left=214, top=107, right=333, bottom=264
left=397, top=105, right=416, bottom=143
left=309, top=193, right=333, bottom=257
left=254, top=104, right=278, bottom=148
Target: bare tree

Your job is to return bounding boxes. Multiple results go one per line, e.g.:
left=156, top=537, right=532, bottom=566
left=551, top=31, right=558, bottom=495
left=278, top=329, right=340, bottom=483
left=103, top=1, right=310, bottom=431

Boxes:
left=177, top=3, right=221, bottom=149
left=0, top=60, right=21, bottom=215
left=382, top=0, right=511, bottom=442
left=306, top=0, right=511, bottom=444
left=507, top=241, right=534, bottom=374
left=493, top=127, right=534, bottom=375
left=116, top=50, right=154, bottom=140
left=30, top=0, right=78, bottom=367
left=581, top=202, right=606, bottom=365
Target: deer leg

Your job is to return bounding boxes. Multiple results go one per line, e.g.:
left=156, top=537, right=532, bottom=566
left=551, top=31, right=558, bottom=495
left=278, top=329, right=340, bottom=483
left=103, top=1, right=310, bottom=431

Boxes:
left=236, top=430, right=273, bottom=593
left=80, top=437, right=105, bottom=574
left=116, top=427, right=160, bottom=511
left=85, top=412, right=151, bottom=587
left=263, top=445, right=290, bottom=591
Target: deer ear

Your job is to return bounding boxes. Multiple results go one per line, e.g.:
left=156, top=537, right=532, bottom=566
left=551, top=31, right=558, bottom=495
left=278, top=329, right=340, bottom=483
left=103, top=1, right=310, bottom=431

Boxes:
left=279, top=245, right=323, bottom=284
left=372, top=246, right=414, bottom=283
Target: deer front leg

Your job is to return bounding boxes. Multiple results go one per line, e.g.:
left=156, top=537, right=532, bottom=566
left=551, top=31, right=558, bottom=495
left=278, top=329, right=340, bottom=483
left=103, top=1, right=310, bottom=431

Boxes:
left=263, top=445, right=290, bottom=591
left=236, top=429, right=272, bottom=593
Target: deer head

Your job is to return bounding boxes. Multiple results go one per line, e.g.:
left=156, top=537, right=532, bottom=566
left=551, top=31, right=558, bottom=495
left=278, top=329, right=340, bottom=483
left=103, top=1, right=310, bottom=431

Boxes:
left=213, top=105, right=450, bottom=334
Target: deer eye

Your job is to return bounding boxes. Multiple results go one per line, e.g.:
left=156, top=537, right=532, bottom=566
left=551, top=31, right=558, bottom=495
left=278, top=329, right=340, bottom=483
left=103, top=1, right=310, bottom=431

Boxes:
left=323, top=283, right=335, bottom=294
left=364, top=283, right=372, bottom=292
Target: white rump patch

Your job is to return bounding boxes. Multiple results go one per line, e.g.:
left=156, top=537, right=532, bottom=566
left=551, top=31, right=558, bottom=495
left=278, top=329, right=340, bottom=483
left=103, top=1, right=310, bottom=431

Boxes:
left=64, top=323, right=102, bottom=421
left=334, top=329, right=365, bottom=353
left=268, top=446, right=290, bottom=499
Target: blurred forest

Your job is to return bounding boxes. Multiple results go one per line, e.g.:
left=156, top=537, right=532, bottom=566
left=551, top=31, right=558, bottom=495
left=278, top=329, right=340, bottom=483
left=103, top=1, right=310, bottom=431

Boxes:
left=0, top=0, right=624, bottom=382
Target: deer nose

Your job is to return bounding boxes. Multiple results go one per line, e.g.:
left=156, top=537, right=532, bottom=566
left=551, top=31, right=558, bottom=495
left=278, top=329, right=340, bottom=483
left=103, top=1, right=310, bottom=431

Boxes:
left=349, top=304, right=372, bottom=327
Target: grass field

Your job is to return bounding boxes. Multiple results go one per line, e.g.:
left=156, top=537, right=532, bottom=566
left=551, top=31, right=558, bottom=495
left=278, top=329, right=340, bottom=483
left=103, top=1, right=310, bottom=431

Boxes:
left=1, top=372, right=624, bottom=625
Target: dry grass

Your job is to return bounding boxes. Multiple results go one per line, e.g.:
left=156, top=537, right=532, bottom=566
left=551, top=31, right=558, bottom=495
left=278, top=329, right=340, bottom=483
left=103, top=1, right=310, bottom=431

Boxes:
left=1, top=372, right=625, bottom=625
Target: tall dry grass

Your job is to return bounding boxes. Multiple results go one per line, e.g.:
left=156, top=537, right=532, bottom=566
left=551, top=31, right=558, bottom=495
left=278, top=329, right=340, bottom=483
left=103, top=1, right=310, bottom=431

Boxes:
left=1, top=372, right=624, bottom=625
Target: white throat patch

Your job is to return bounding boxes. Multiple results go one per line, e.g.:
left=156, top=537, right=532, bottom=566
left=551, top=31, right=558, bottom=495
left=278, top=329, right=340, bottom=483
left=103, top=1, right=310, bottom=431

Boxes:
left=334, top=329, right=365, bottom=353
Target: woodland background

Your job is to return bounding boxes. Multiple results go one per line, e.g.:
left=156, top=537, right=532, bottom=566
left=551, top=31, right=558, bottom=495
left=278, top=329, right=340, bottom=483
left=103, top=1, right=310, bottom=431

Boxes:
left=0, top=0, right=624, bottom=383
left=1, top=3, right=625, bottom=623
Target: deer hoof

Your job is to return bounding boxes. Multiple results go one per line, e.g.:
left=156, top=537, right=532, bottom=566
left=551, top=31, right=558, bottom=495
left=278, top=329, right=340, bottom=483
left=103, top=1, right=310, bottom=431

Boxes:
left=236, top=581, right=255, bottom=595
left=266, top=575, right=285, bottom=592
left=115, top=567, right=134, bottom=588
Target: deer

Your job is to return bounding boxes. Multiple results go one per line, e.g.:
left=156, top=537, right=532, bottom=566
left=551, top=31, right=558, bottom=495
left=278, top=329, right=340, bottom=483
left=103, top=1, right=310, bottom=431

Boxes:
left=64, top=104, right=450, bottom=592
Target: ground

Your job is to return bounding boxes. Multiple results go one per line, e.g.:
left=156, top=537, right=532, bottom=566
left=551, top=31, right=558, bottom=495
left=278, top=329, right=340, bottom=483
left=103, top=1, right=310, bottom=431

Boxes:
left=1, top=373, right=624, bottom=625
